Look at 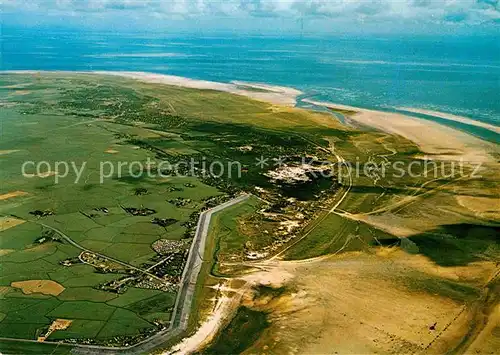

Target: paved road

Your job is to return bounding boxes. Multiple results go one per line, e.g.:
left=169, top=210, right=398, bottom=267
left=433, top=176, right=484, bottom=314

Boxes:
left=171, top=194, right=250, bottom=332
left=37, top=221, right=164, bottom=282
left=0, top=194, right=250, bottom=354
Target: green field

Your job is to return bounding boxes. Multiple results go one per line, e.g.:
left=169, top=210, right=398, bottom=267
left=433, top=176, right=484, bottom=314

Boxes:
left=3, top=72, right=496, bottom=353
left=206, top=196, right=265, bottom=275
left=283, top=213, right=394, bottom=260
left=0, top=339, right=73, bottom=355
left=0, top=74, right=228, bottom=345
left=0, top=72, right=361, bottom=347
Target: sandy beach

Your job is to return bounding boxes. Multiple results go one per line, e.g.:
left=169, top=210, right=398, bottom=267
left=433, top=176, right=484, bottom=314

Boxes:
left=5, top=70, right=302, bottom=107
left=303, top=99, right=498, bottom=163
left=88, top=71, right=498, bottom=163
left=3, top=70, right=496, bottom=163
left=2, top=70, right=498, bottom=354
left=96, top=71, right=302, bottom=106
left=397, top=107, right=500, bottom=134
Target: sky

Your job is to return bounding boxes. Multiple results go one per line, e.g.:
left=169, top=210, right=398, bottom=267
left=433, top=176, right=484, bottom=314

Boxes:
left=1, top=0, right=500, bottom=35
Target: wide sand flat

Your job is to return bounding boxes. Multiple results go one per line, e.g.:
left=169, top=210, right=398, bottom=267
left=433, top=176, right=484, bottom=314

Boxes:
left=238, top=253, right=481, bottom=354
left=465, top=304, right=500, bottom=354
left=304, top=99, right=497, bottom=163
left=398, top=107, right=500, bottom=134
left=7, top=71, right=495, bottom=164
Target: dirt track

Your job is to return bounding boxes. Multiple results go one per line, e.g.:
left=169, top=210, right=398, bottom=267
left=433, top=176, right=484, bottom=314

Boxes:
left=0, top=195, right=251, bottom=355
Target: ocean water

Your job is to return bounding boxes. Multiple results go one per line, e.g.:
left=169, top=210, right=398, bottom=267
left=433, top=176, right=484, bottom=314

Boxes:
left=2, top=28, right=499, bottom=127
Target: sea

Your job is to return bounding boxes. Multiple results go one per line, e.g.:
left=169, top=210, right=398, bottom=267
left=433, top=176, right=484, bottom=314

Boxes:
left=2, top=27, right=499, bottom=140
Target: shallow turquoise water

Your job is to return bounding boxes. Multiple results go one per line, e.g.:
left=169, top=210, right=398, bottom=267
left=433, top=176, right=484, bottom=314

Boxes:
left=2, top=28, right=499, bottom=129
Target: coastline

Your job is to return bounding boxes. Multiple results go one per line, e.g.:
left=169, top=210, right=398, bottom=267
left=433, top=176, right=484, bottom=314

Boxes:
left=2, top=70, right=302, bottom=107
left=2, top=70, right=497, bottom=163
left=397, top=107, right=500, bottom=135
left=303, top=98, right=497, bottom=163
left=94, top=71, right=303, bottom=106
left=2, top=70, right=499, bottom=354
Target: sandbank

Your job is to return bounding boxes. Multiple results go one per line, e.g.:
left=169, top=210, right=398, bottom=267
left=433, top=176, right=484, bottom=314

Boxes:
left=398, top=107, right=500, bottom=134
left=304, top=99, right=497, bottom=163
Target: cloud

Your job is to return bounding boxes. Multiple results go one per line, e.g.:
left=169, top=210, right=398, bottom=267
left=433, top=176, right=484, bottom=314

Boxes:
left=2, top=0, right=499, bottom=26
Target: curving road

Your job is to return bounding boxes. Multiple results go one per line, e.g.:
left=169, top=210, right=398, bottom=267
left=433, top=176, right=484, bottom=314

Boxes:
left=37, top=220, right=164, bottom=282
left=0, top=194, right=250, bottom=354
left=270, top=143, right=352, bottom=260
